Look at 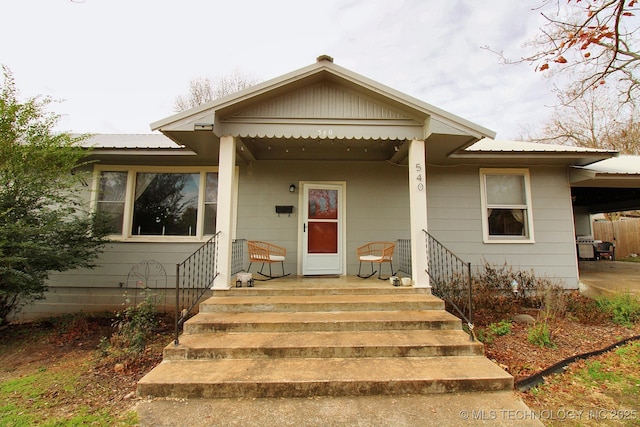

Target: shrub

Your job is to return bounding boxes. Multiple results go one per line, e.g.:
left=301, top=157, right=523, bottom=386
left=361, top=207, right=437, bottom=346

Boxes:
left=527, top=321, right=555, bottom=348
left=109, top=291, right=159, bottom=355
left=470, top=261, right=564, bottom=316
left=596, top=293, right=640, bottom=327
left=479, top=320, right=512, bottom=344
left=564, top=291, right=609, bottom=324
left=0, top=67, right=111, bottom=325
left=489, top=320, right=512, bottom=336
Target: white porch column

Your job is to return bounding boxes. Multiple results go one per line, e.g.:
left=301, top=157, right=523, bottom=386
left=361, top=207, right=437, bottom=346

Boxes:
left=408, top=139, right=430, bottom=289
left=213, top=135, right=236, bottom=289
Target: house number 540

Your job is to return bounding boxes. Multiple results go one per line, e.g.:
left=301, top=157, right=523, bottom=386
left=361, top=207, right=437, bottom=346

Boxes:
left=415, top=163, right=424, bottom=191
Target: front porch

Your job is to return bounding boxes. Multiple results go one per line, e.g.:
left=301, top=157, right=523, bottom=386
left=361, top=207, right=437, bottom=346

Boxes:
left=173, top=232, right=474, bottom=346
left=151, top=56, right=496, bottom=293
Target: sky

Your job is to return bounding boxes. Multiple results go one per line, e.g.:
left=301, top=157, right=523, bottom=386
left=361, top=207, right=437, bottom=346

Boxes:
left=1, top=0, right=559, bottom=139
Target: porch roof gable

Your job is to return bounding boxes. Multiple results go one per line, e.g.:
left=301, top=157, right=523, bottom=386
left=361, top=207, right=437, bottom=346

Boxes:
left=150, top=56, right=497, bottom=161
left=151, top=56, right=496, bottom=139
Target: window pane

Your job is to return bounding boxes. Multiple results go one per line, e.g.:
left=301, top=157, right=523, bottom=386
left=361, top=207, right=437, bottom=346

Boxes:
left=97, top=171, right=127, bottom=234
left=486, top=175, right=525, bottom=205
left=132, top=173, right=199, bottom=236
left=204, top=173, right=218, bottom=235
left=97, top=202, right=125, bottom=234
left=308, top=189, right=338, bottom=219
left=204, top=204, right=217, bottom=235
left=98, top=171, right=127, bottom=202
left=308, top=222, right=338, bottom=253
left=488, top=209, right=526, bottom=236
left=206, top=173, right=218, bottom=202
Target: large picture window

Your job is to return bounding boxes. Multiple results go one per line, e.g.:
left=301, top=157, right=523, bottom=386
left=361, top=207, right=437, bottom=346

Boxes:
left=480, top=169, right=534, bottom=243
left=94, top=167, right=218, bottom=239
left=132, top=173, right=199, bottom=236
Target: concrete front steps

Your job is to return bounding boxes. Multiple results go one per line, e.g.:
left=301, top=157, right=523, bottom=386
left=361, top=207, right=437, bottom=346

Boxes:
left=138, top=283, right=512, bottom=399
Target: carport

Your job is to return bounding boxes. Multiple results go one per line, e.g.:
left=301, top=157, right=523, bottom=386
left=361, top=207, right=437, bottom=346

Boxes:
left=571, top=155, right=640, bottom=239
left=570, top=155, right=640, bottom=293
left=571, top=156, right=640, bottom=216
left=572, top=155, right=640, bottom=255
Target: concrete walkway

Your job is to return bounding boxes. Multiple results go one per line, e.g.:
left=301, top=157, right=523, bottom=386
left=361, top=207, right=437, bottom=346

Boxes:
left=136, top=392, right=544, bottom=426
left=579, top=260, right=640, bottom=298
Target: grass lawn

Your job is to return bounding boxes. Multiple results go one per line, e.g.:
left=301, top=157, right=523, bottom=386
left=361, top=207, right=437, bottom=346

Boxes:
left=521, top=341, right=640, bottom=426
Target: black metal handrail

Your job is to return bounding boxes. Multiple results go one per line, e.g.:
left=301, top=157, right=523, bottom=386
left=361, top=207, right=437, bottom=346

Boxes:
left=396, top=239, right=412, bottom=276
left=231, top=238, right=246, bottom=275
left=174, top=232, right=221, bottom=345
left=423, top=230, right=475, bottom=340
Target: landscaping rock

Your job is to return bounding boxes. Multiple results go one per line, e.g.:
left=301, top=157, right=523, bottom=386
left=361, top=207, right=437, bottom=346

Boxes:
left=513, top=314, right=536, bottom=324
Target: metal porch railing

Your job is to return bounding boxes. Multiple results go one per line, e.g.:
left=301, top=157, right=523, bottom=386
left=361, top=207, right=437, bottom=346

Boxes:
left=423, top=230, right=475, bottom=340
left=231, top=238, right=246, bottom=275
left=396, top=239, right=412, bottom=276
left=174, top=232, right=220, bottom=345
left=174, top=235, right=247, bottom=345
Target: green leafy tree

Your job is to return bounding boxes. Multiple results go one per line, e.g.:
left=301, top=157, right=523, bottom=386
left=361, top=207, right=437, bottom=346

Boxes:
left=0, top=66, right=111, bottom=324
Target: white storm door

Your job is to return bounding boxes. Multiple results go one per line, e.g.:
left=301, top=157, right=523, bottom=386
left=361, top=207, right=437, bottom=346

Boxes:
left=301, top=183, right=344, bottom=275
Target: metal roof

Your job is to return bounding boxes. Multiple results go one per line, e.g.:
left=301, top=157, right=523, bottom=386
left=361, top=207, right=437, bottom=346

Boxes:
left=80, top=134, right=182, bottom=149
left=579, top=155, right=640, bottom=175
left=466, top=139, right=615, bottom=154
left=448, top=138, right=616, bottom=167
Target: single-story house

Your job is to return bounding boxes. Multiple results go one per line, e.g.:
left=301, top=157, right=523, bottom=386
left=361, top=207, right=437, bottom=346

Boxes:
left=15, top=55, right=640, bottom=321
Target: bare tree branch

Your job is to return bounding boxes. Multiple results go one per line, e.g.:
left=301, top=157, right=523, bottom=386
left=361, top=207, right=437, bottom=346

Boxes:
left=173, top=70, right=260, bottom=112
left=527, top=88, right=640, bottom=154
left=486, top=0, right=640, bottom=107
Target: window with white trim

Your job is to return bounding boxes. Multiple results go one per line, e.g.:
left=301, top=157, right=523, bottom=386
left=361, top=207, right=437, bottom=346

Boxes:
left=480, top=169, right=534, bottom=243
left=94, top=167, right=218, bottom=239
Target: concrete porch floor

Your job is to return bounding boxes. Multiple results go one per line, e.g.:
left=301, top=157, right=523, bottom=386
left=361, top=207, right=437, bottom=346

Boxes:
left=220, top=272, right=424, bottom=295
left=233, top=264, right=640, bottom=294
left=579, top=261, right=640, bottom=298
left=227, top=273, right=416, bottom=289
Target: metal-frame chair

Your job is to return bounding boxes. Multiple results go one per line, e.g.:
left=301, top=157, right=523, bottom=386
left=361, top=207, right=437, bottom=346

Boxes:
left=595, top=241, right=615, bottom=260
left=357, top=241, right=395, bottom=279
left=247, top=240, right=290, bottom=279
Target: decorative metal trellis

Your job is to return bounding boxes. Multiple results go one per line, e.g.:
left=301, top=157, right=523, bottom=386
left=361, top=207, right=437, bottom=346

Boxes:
left=125, top=259, right=168, bottom=307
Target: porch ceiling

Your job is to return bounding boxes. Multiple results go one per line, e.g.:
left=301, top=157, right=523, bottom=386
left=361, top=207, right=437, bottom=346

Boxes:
left=237, top=136, right=401, bottom=161
left=159, top=130, right=482, bottom=164
left=572, top=187, right=640, bottom=213
left=570, top=155, right=640, bottom=213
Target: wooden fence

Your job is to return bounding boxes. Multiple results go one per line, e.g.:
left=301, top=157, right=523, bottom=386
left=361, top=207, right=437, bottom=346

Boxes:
left=593, top=218, right=640, bottom=258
